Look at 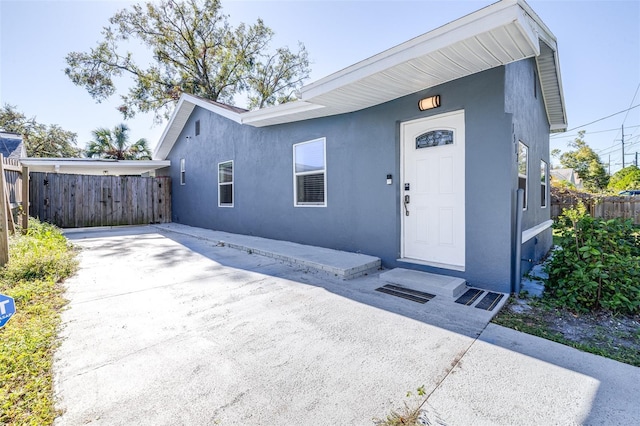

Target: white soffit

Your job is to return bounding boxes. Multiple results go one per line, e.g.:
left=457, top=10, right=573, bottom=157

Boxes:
left=244, top=0, right=544, bottom=127
left=537, top=41, right=567, bottom=132
left=20, top=159, right=170, bottom=176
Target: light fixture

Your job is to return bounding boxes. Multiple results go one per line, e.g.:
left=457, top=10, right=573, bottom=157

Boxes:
left=418, top=95, right=440, bottom=111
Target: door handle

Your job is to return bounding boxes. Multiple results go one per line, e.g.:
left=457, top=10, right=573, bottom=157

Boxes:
left=404, top=195, right=410, bottom=204
left=403, top=195, right=410, bottom=216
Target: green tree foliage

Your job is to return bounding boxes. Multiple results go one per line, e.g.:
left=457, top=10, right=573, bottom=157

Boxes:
left=86, top=123, right=151, bottom=160
left=0, top=104, right=81, bottom=158
left=607, top=165, right=640, bottom=191
left=559, top=130, right=609, bottom=192
left=65, top=0, right=310, bottom=121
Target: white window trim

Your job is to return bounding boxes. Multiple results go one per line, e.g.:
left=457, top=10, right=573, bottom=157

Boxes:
left=293, top=137, right=327, bottom=207
left=218, top=160, right=234, bottom=208
left=180, top=158, right=186, bottom=186
left=518, top=141, right=528, bottom=211
left=541, top=159, right=548, bottom=208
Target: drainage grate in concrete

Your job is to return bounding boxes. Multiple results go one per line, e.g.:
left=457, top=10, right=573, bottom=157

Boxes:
left=475, top=292, right=504, bottom=311
left=454, top=288, right=484, bottom=306
left=375, top=284, right=435, bottom=304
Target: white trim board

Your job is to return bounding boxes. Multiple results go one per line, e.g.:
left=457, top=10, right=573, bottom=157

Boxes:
left=522, top=219, right=553, bottom=243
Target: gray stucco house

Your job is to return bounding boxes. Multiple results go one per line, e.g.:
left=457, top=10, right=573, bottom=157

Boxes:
left=153, top=0, right=567, bottom=294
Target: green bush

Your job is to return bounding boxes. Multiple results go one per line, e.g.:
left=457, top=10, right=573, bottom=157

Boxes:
left=546, top=203, right=640, bottom=314
left=0, top=218, right=77, bottom=425
left=3, top=219, right=77, bottom=284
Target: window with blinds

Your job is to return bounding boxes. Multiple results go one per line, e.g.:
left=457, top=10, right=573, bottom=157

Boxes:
left=218, top=160, right=233, bottom=207
left=293, top=138, right=326, bottom=206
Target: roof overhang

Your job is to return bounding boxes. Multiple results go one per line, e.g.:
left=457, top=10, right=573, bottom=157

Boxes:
left=153, top=94, right=243, bottom=160
left=20, top=158, right=170, bottom=176
left=154, top=0, right=566, bottom=159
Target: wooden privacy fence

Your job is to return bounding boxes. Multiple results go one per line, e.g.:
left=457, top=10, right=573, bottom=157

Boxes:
left=30, top=173, right=171, bottom=228
left=0, top=155, right=29, bottom=265
left=551, top=187, right=640, bottom=225
left=2, top=157, right=28, bottom=229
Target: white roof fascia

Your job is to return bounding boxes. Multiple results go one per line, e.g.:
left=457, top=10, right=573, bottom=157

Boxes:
left=153, top=96, right=193, bottom=160
left=20, top=159, right=170, bottom=175
left=241, top=100, right=326, bottom=125
left=518, top=0, right=567, bottom=132
left=517, top=0, right=556, bottom=49
left=299, top=0, right=524, bottom=102
left=513, top=6, right=541, bottom=56
left=550, top=123, right=567, bottom=133
left=184, top=93, right=243, bottom=124
left=549, top=47, right=567, bottom=131
left=153, top=93, right=243, bottom=160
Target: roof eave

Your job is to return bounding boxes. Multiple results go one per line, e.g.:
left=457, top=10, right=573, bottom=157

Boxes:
left=153, top=93, right=243, bottom=160
left=153, top=0, right=568, bottom=154
left=20, top=158, right=171, bottom=176
left=241, top=101, right=326, bottom=126
left=300, top=0, right=526, bottom=102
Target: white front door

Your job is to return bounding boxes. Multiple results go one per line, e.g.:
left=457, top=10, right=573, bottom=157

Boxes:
left=401, top=110, right=465, bottom=270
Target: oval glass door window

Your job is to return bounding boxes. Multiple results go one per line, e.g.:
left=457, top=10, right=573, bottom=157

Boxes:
left=416, top=130, right=453, bottom=149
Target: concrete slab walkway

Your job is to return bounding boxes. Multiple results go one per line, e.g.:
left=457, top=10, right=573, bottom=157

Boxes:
left=153, top=223, right=381, bottom=279
left=54, top=226, right=640, bottom=425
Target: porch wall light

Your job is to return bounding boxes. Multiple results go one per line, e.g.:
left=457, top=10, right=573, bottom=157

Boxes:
left=418, top=95, right=441, bottom=111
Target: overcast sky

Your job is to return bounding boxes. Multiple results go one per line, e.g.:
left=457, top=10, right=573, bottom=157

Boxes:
left=1, top=0, right=639, bottom=172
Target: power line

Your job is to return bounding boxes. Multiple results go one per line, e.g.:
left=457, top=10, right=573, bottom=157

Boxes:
left=551, top=124, right=640, bottom=139
left=621, top=83, right=640, bottom=127
left=612, top=84, right=640, bottom=163
left=563, top=104, right=640, bottom=133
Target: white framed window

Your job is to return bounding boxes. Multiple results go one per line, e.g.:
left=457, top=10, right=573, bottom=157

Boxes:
left=541, top=160, right=548, bottom=208
left=293, top=138, right=326, bottom=207
left=218, top=160, right=233, bottom=207
left=518, top=142, right=528, bottom=210
left=180, top=158, right=186, bottom=185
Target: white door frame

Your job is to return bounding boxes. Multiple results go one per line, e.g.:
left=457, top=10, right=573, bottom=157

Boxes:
left=399, top=109, right=466, bottom=271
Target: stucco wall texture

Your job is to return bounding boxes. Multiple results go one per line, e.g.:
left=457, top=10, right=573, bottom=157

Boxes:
left=167, top=62, right=551, bottom=293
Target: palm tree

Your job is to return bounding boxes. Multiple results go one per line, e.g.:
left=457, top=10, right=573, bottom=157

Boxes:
left=86, top=123, right=151, bottom=160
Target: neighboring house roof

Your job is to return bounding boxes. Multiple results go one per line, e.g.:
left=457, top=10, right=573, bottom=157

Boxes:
left=551, top=168, right=583, bottom=188
left=20, top=158, right=170, bottom=176
left=154, top=0, right=567, bottom=160
left=0, top=131, right=27, bottom=159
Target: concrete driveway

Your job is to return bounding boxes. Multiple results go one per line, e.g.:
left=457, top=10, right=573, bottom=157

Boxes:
left=54, top=226, right=640, bottom=425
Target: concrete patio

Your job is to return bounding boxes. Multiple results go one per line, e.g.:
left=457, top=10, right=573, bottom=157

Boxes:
left=53, top=225, right=640, bottom=425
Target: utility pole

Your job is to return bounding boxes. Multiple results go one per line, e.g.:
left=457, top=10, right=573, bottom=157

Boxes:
left=622, top=124, right=625, bottom=169
left=636, top=152, right=638, bottom=167
left=608, top=154, right=611, bottom=175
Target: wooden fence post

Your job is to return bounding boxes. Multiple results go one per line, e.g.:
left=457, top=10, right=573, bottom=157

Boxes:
left=0, top=155, right=9, bottom=266
left=21, top=165, right=29, bottom=233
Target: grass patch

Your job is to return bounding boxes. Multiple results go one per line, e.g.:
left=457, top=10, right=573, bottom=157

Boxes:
left=373, top=386, right=443, bottom=426
left=0, top=219, right=77, bottom=425
left=492, top=296, right=640, bottom=367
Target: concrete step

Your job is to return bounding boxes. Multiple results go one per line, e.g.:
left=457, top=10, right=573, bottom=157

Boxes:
left=152, top=223, right=381, bottom=279
left=379, top=268, right=467, bottom=298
